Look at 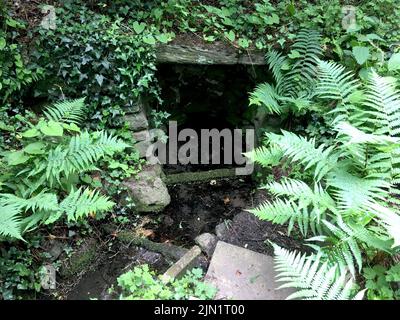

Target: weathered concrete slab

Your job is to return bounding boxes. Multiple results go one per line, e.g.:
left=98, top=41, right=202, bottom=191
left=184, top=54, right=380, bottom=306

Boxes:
left=162, top=245, right=203, bottom=281
left=156, top=43, right=265, bottom=65
left=205, top=241, right=294, bottom=300
left=165, top=168, right=238, bottom=185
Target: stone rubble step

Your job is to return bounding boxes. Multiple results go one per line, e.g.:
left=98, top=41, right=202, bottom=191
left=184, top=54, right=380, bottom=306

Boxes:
left=162, top=245, right=203, bottom=281
left=204, top=241, right=294, bottom=300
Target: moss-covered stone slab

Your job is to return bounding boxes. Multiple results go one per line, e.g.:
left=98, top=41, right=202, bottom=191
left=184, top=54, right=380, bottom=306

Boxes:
left=165, top=168, right=238, bottom=185
left=156, top=36, right=265, bottom=65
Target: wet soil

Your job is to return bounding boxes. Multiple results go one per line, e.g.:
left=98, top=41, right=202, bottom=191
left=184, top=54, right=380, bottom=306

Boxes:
left=65, top=245, right=168, bottom=300
left=151, top=176, right=255, bottom=246
left=151, top=176, right=304, bottom=254
left=62, top=174, right=305, bottom=300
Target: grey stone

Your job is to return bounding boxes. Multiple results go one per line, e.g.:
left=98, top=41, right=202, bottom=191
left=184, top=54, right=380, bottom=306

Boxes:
left=135, top=140, right=152, bottom=158
left=132, top=130, right=151, bottom=143
left=195, top=233, right=218, bottom=257
left=122, top=101, right=141, bottom=114
left=162, top=246, right=202, bottom=281
left=204, top=241, right=295, bottom=300
left=215, top=220, right=232, bottom=239
left=137, top=249, right=164, bottom=269
left=48, top=240, right=64, bottom=262
left=123, top=165, right=171, bottom=212
left=125, top=112, right=149, bottom=131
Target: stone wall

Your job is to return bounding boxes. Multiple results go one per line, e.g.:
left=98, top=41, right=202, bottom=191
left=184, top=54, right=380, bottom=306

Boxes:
left=123, top=97, right=171, bottom=213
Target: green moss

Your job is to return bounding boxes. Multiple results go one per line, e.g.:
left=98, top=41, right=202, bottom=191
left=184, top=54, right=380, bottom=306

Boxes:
left=60, top=239, right=99, bottom=278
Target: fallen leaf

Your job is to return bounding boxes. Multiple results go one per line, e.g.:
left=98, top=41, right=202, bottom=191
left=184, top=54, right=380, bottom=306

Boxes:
left=223, top=196, right=230, bottom=205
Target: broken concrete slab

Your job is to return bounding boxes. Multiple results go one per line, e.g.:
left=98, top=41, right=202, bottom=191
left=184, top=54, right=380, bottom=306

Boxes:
left=205, top=241, right=294, bottom=300
left=162, top=245, right=202, bottom=281
left=195, top=233, right=218, bottom=258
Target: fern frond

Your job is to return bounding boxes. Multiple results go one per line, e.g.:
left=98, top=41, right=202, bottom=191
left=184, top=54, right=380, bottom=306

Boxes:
left=44, top=98, right=86, bottom=124
left=247, top=198, right=298, bottom=232
left=244, top=144, right=283, bottom=168
left=0, top=192, right=59, bottom=213
left=272, top=244, right=363, bottom=300
left=249, top=83, right=282, bottom=114
left=265, top=50, right=289, bottom=93
left=316, top=60, right=360, bottom=103
left=368, top=202, right=400, bottom=248
left=267, top=131, right=337, bottom=181
left=0, top=204, right=23, bottom=240
left=46, top=131, right=128, bottom=183
left=326, top=170, right=389, bottom=213
left=335, top=122, right=399, bottom=145
left=363, top=72, right=400, bottom=136
left=284, top=29, right=322, bottom=97
left=59, top=187, right=115, bottom=221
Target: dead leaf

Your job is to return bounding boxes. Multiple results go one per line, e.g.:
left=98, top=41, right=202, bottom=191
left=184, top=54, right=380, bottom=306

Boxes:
left=139, top=229, right=155, bottom=239
left=223, top=196, right=230, bottom=205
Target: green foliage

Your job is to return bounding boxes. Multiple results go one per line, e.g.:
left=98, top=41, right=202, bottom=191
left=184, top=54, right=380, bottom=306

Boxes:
left=272, top=244, right=365, bottom=300
left=0, top=237, right=44, bottom=300
left=0, top=99, right=128, bottom=240
left=363, top=264, right=400, bottom=300
left=249, top=29, right=322, bottom=115
left=114, top=264, right=217, bottom=300
left=32, top=2, right=170, bottom=130
left=0, top=6, right=43, bottom=105
left=247, top=58, right=400, bottom=298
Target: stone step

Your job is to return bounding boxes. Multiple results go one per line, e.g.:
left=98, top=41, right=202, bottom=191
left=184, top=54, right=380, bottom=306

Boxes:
left=204, top=241, right=294, bottom=300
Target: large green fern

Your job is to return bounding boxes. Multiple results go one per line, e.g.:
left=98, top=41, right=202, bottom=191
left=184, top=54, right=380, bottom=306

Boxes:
left=46, top=131, right=128, bottom=184
left=247, top=57, right=400, bottom=298
left=272, top=244, right=365, bottom=300
left=0, top=98, right=129, bottom=240
left=0, top=204, right=23, bottom=240
left=249, top=29, right=322, bottom=115
left=43, top=98, right=86, bottom=124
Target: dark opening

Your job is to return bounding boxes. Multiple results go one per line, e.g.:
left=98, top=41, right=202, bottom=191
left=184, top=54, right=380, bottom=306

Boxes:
left=154, top=63, right=271, bottom=173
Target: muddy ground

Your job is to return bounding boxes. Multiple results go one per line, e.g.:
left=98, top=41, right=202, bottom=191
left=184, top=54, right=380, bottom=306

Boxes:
left=59, top=175, right=303, bottom=300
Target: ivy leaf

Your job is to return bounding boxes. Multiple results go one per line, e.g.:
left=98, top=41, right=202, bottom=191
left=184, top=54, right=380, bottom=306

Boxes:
left=143, top=35, right=156, bottom=45
left=388, top=53, right=400, bottom=71
left=0, top=37, right=6, bottom=50
left=288, top=49, right=301, bottom=59
left=40, top=121, right=64, bottom=137
left=62, top=123, right=81, bottom=132
left=203, top=35, right=215, bottom=42
left=95, top=74, right=104, bottom=86
left=156, top=33, right=171, bottom=44
left=266, top=13, right=280, bottom=25
left=24, top=142, right=46, bottom=155
left=6, top=151, right=30, bottom=166
left=352, top=46, right=370, bottom=65
left=225, top=30, right=235, bottom=42
left=132, top=21, right=146, bottom=34
left=238, top=38, right=250, bottom=49
left=21, top=128, right=40, bottom=138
